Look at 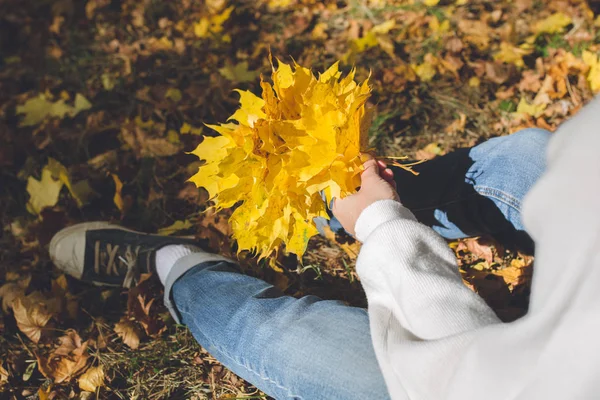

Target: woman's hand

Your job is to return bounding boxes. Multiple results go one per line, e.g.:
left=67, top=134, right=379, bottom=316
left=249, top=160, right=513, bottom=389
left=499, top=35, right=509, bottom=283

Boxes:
left=332, top=159, right=400, bottom=236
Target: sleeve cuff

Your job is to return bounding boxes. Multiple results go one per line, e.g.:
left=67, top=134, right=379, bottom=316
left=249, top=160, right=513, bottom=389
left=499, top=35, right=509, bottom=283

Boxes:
left=355, top=199, right=417, bottom=242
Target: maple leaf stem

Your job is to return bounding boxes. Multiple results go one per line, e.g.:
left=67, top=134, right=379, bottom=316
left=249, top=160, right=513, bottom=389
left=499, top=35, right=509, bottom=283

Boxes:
left=16, top=332, right=35, bottom=358
left=379, top=157, right=427, bottom=176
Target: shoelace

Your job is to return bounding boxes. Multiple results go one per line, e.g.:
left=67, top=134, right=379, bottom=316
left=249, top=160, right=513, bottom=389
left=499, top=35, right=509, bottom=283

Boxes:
left=93, top=242, right=144, bottom=288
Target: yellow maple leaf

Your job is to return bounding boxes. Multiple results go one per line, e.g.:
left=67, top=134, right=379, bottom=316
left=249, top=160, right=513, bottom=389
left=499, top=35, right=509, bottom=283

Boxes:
left=533, top=12, right=572, bottom=35
left=157, top=220, right=193, bottom=235
left=424, top=0, right=440, bottom=6
left=493, top=41, right=532, bottom=68
left=219, top=61, right=260, bottom=83
left=46, top=158, right=93, bottom=207
left=345, top=20, right=396, bottom=60
left=111, top=174, right=124, bottom=212
left=189, top=58, right=371, bottom=258
left=515, top=97, right=546, bottom=118
left=26, top=168, right=64, bottom=215
left=16, top=93, right=92, bottom=127
left=469, top=76, right=480, bottom=87
left=429, top=17, right=450, bottom=36
left=268, top=0, right=293, bottom=9
left=180, top=122, right=203, bottom=135
left=411, top=54, right=438, bottom=82
left=582, top=51, right=600, bottom=93
left=194, top=6, right=234, bottom=38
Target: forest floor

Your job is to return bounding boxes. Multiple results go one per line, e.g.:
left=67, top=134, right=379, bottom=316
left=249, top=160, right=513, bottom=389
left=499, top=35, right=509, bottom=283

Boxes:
left=1, top=0, right=599, bottom=398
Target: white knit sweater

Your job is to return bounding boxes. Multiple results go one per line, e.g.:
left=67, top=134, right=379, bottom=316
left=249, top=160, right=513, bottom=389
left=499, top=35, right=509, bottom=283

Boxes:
left=355, top=96, right=600, bottom=400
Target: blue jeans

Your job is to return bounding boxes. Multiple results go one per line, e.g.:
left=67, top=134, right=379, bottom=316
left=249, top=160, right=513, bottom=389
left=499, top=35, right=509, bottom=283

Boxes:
left=168, top=129, right=550, bottom=400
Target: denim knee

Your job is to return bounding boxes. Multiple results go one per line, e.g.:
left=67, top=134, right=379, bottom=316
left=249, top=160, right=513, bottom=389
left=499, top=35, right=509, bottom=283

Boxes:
left=469, top=128, right=551, bottom=183
left=507, top=128, right=552, bottom=161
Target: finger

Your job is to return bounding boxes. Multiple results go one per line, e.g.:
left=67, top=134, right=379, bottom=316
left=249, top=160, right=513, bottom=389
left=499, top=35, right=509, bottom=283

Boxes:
left=376, top=159, right=388, bottom=169
left=362, top=159, right=379, bottom=177
left=381, top=168, right=396, bottom=187
left=381, top=167, right=394, bottom=181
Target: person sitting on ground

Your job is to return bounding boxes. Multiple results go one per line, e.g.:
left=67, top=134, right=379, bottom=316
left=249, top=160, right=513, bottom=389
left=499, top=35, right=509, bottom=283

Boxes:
left=49, top=96, right=600, bottom=400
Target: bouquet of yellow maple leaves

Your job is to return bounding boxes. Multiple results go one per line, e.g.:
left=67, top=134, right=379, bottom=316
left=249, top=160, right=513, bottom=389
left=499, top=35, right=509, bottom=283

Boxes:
left=189, top=58, right=372, bottom=259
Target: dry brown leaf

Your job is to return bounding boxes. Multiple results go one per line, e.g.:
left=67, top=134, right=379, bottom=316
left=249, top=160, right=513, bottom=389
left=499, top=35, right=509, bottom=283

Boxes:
left=458, top=20, right=492, bottom=50
left=126, top=278, right=166, bottom=337
left=492, top=256, right=533, bottom=287
left=38, top=354, right=89, bottom=384
left=519, top=70, right=543, bottom=92
left=415, top=142, right=444, bottom=160
left=322, top=225, right=362, bottom=261
left=485, top=62, right=513, bottom=84
left=114, top=318, right=143, bottom=349
left=0, top=363, right=8, bottom=386
left=111, top=173, right=124, bottom=212
left=54, top=330, right=84, bottom=356
left=198, top=208, right=234, bottom=256
left=12, top=296, right=53, bottom=343
left=0, top=274, right=31, bottom=312
left=463, top=237, right=495, bottom=264
left=38, top=331, right=89, bottom=383
left=445, top=37, right=464, bottom=53
left=37, top=385, right=53, bottom=400
left=79, top=365, right=105, bottom=392
left=120, top=125, right=182, bottom=158
left=445, top=113, right=467, bottom=135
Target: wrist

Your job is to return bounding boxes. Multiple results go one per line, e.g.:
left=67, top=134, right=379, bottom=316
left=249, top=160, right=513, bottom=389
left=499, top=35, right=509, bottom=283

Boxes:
left=354, top=199, right=417, bottom=242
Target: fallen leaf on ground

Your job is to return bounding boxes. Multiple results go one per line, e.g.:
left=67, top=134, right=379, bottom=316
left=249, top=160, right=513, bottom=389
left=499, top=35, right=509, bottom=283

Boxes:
left=0, top=363, right=8, bottom=386
left=219, top=61, right=260, bottom=82
left=194, top=6, right=234, bottom=39
left=165, top=88, right=182, bottom=102
left=412, top=54, right=437, bottom=82
left=12, top=295, right=54, bottom=343
left=533, top=12, right=572, bottom=35
left=458, top=19, right=491, bottom=50
left=111, top=174, right=124, bottom=212
left=180, top=123, right=203, bottom=135
left=16, top=94, right=92, bottom=127
left=157, top=219, right=192, bottom=235
left=46, top=158, right=94, bottom=207
left=26, top=168, right=64, bottom=215
left=346, top=20, right=396, bottom=60
left=37, top=385, right=53, bottom=400
left=469, top=76, right=480, bottom=87
left=492, top=257, right=533, bottom=288
left=493, top=42, right=532, bottom=68
left=445, top=113, right=467, bottom=135
left=582, top=51, right=600, bottom=93
left=415, top=142, right=443, bottom=160
left=54, top=330, right=84, bottom=356
left=121, top=124, right=182, bottom=158
left=0, top=274, right=31, bottom=312
left=79, top=365, right=105, bottom=392
left=462, top=237, right=495, bottom=264
left=114, top=318, right=143, bottom=349
left=322, top=225, right=361, bottom=261
left=515, top=97, right=547, bottom=118
left=38, top=331, right=89, bottom=383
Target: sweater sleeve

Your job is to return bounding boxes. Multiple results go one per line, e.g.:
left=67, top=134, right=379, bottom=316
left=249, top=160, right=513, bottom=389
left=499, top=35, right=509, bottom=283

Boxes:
left=355, top=97, right=600, bottom=400
left=355, top=199, right=500, bottom=341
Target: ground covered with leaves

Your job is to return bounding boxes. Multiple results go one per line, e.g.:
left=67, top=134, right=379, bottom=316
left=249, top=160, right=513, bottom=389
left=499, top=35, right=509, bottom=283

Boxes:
left=1, top=0, right=599, bottom=398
